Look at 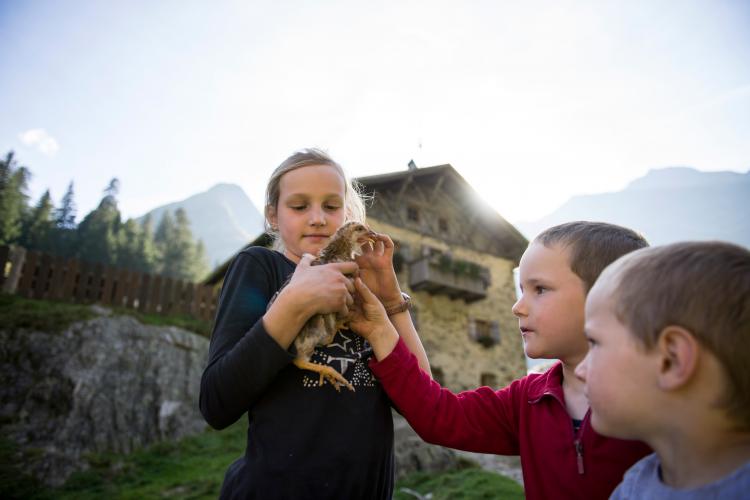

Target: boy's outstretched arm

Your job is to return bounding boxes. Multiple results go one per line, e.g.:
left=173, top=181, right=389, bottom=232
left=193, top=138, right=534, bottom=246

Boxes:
left=350, top=278, right=520, bottom=455
left=355, top=233, right=431, bottom=375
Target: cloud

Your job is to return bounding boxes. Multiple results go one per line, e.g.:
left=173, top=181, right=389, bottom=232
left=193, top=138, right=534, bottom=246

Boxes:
left=19, top=128, right=60, bottom=156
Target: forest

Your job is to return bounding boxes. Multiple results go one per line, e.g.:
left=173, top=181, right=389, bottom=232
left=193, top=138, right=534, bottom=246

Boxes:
left=0, top=151, right=208, bottom=282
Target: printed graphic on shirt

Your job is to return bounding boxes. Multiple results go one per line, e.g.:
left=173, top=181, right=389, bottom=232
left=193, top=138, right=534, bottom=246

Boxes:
left=302, top=330, right=378, bottom=389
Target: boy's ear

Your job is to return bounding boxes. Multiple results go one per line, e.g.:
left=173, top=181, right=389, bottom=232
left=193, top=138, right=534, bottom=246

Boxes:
left=655, top=325, right=699, bottom=391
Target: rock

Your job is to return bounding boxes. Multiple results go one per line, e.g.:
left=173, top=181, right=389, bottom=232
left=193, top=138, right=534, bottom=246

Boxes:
left=0, top=315, right=209, bottom=487
left=393, top=412, right=464, bottom=479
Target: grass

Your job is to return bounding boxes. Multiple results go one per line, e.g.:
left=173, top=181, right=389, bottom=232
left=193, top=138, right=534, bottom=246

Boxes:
left=1, top=293, right=522, bottom=498
left=109, top=306, right=212, bottom=338
left=1, top=419, right=247, bottom=500
left=2, top=417, right=524, bottom=500
left=395, top=467, right=524, bottom=500
left=0, top=294, right=212, bottom=337
left=0, top=293, right=96, bottom=333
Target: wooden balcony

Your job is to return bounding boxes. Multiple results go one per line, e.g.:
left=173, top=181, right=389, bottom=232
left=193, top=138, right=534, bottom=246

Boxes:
left=408, top=257, right=489, bottom=302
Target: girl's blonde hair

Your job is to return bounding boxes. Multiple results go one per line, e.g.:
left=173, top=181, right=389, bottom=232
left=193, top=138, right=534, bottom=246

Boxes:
left=264, top=148, right=368, bottom=251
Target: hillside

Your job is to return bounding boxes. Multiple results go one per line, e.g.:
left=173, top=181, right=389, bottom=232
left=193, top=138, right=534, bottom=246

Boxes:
left=516, top=167, right=750, bottom=247
left=138, top=183, right=264, bottom=267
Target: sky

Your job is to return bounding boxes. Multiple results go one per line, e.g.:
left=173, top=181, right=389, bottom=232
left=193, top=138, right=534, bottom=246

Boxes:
left=1, top=0, right=749, bottom=226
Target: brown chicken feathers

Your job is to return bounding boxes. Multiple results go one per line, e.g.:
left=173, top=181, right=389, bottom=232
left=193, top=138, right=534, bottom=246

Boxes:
left=268, top=222, right=376, bottom=392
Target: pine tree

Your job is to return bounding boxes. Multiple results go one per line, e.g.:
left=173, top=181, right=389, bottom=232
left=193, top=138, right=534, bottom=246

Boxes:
left=117, top=219, right=145, bottom=271
left=21, top=190, right=56, bottom=252
left=75, top=178, right=121, bottom=264
left=138, top=214, right=158, bottom=273
left=53, top=181, right=78, bottom=257
left=55, top=181, right=77, bottom=229
left=192, top=239, right=209, bottom=281
left=153, top=209, right=207, bottom=280
left=164, top=208, right=195, bottom=280
left=153, top=210, right=175, bottom=274
left=0, top=151, right=31, bottom=244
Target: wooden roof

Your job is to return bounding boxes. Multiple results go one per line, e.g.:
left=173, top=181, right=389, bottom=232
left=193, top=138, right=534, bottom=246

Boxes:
left=203, top=164, right=528, bottom=285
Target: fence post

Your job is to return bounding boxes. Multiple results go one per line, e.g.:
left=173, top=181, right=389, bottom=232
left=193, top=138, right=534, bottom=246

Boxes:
left=0, top=245, right=9, bottom=289
left=182, top=282, right=195, bottom=316
left=100, top=266, right=117, bottom=305
left=47, top=255, right=67, bottom=300
left=138, top=273, right=151, bottom=313
left=1, top=245, right=26, bottom=294
left=126, top=271, right=141, bottom=309
left=161, top=277, right=175, bottom=315
left=16, top=250, right=38, bottom=298
left=148, top=275, right=163, bottom=314
left=33, top=253, right=54, bottom=300
left=61, top=258, right=79, bottom=300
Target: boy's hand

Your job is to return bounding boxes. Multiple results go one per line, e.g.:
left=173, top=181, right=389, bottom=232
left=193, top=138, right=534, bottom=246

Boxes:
left=355, top=233, right=403, bottom=307
left=349, top=278, right=399, bottom=360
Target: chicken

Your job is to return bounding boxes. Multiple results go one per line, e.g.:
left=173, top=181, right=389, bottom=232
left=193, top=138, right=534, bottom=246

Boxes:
left=270, top=221, right=377, bottom=392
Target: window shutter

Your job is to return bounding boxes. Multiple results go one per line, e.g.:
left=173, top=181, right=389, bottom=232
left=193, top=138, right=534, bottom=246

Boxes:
left=468, top=317, right=477, bottom=341
left=491, top=321, right=501, bottom=344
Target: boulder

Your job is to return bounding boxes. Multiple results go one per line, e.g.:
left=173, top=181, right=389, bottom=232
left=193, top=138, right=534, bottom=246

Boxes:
left=393, top=412, right=463, bottom=479
left=0, top=312, right=209, bottom=487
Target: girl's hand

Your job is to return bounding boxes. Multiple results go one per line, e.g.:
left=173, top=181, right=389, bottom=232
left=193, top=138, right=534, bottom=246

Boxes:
left=283, top=254, right=357, bottom=318
left=355, top=232, right=403, bottom=307
left=349, top=278, right=399, bottom=359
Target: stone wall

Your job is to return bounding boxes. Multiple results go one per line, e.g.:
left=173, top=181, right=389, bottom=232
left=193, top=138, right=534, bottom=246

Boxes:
left=369, top=219, right=527, bottom=391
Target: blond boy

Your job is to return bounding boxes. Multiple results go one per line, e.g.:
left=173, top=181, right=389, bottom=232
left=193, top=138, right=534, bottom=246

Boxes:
left=576, top=241, right=750, bottom=498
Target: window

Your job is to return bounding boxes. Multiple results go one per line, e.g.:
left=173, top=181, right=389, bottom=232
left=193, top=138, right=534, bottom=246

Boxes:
left=432, top=367, right=445, bottom=386
left=468, top=318, right=501, bottom=347
left=480, top=372, right=498, bottom=388
left=407, top=205, right=420, bottom=222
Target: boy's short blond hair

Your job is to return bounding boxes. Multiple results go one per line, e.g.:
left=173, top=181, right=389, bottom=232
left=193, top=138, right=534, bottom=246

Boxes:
left=607, top=241, right=750, bottom=430
left=535, top=221, right=649, bottom=292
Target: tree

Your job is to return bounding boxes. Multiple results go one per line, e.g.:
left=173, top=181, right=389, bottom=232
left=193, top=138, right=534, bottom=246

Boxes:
left=137, top=214, right=158, bottom=273
left=154, top=209, right=207, bottom=280
left=193, top=239, right=209, bottom=281
left=20, top=190, right=56, bottom=252
left=75, top=178, right=121, bottom=264
left=160, top=208, right=195, bottom=279
left=55, top=181, right=77, bottom=229
left=0, top=151, right=31, bottom=244
left=117, top=219, right=146, bottom=271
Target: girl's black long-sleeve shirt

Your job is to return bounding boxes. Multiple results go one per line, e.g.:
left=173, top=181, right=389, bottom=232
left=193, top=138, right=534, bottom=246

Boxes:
left=200, top=246, right=394, bottom=500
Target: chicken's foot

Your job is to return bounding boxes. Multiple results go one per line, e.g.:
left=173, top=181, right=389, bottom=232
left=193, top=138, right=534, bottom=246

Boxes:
left=293, top=359, right=355, bottom=392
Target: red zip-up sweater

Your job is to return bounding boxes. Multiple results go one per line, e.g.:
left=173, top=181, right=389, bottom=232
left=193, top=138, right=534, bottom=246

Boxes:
left=369, top=339, right=651, bottom=500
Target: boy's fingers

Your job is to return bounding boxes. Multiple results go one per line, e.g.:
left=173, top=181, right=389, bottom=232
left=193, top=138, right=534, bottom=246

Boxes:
left=355, top=277, right=377, bottom=302
left=380, top=233, right=394, bottom=249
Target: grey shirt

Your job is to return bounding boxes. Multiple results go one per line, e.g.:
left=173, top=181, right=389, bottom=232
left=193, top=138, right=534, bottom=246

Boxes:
left=611, top=453, right=750, bottom=499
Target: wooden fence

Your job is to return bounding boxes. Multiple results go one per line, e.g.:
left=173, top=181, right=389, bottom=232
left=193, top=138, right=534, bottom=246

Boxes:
left=0, top=245, right=219, bottom=321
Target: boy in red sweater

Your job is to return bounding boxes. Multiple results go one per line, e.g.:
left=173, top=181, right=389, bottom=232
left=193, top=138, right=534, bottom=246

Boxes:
left=351, top=221, right=652, bottom=500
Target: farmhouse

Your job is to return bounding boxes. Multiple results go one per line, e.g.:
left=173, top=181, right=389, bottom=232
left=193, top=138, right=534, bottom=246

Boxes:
left=204, top=163, right=529, bottom=390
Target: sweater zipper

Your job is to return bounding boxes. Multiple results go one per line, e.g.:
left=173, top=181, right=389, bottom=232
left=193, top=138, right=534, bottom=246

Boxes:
left=573, top=411, right=590, bottom=475
left=574, top=439, right=584, bottom=474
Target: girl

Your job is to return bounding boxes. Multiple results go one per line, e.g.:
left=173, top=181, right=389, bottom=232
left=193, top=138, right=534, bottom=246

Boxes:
left=199, top=148, right=428, bottom=499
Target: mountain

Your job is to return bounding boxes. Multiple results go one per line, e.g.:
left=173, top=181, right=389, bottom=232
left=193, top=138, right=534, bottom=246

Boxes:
left=516, top=167, right=750, bottom=248
left=138, top=183, right=265, bottom=267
